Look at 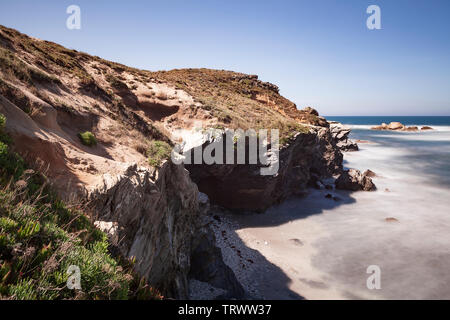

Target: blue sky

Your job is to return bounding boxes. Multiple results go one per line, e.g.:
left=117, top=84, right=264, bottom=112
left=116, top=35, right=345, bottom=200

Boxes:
left=1, top=0, right=449, bottom=116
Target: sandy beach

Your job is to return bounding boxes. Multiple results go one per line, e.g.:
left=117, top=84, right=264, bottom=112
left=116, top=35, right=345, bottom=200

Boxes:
left=212, top=127, right=450, bottom=299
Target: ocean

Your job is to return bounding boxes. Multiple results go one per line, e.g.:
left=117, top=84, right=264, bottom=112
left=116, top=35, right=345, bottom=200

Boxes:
left=328, top=116, right=450, bottom=188
left=230, top=115, right=450, bottom=299
left=326, top=116, right=450, bottom=127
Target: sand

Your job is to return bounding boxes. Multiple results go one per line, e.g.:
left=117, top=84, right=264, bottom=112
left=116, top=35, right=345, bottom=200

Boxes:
left=213, top=128, right=450, bottom=299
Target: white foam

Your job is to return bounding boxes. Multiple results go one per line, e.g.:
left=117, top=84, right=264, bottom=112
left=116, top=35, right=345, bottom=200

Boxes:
left=230, top=127, right=450, bottom=299
left=344, top=124, right=450, bottom=132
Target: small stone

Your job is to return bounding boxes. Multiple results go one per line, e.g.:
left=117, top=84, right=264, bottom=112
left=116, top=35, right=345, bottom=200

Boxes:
left=289, top=238, right=304, bottom=246
left=15, top=180, right=27, bottom=190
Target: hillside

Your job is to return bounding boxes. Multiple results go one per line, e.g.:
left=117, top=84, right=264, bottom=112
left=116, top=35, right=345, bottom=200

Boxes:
left=0, top=24, right=330, bottom=198
left=0, top=25, right=365, bottom=299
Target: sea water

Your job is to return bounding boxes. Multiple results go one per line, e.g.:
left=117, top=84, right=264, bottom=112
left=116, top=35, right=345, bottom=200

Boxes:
left=233, top=116, right=450, bottom=299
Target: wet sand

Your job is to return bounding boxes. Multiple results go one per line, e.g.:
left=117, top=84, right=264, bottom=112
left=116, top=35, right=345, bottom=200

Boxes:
left=224, top=128, right=450, bottom=299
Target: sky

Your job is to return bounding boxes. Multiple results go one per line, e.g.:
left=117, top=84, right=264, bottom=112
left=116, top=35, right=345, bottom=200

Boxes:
left=1, top=0, right=449, bottom=116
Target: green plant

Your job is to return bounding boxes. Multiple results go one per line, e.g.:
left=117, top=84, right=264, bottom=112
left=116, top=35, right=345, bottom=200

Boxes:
left=147, top=140, right=171, bottom=167
left=0, top=113, right=5, bottom=130
left=77, top=131, right=97, bottom=147
left=0, top=114, right=25, bottom=179
left=0, top=127, right=162, bottom=300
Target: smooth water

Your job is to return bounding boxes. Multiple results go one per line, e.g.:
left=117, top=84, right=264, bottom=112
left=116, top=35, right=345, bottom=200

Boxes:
left=233, top=116, right=450, bottom=299
left=335, top=116, right=450, bottom=189
left=327, top=116, right=450, bottom=127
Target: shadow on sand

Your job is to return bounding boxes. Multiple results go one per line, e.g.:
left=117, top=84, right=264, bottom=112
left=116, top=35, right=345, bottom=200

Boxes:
left=212, top=187, right=357, bottom=299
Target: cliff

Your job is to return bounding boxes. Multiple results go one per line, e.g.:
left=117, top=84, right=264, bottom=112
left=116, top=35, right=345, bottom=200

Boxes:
left=0, top=25, right=367, bottom=298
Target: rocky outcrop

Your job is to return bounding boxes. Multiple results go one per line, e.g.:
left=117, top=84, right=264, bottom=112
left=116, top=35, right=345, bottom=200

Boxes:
left=301, top=106, right=319, bottom=116
left=372, top=122, right=432, bottom=132
left=88, top=162, right=198, bottom=298
left=185, top=126, right=343, bottom=212
left=336, top=169, right=376, bottom=191
left=297, top=107, right=329, bottom=127
left=329, top=122, right=359, bottom=152
left=88, top=162, right=244, bottom=299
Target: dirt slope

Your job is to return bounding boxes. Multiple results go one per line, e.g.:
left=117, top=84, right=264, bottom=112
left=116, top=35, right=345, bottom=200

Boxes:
left=0, top=24, right=327, bottom=199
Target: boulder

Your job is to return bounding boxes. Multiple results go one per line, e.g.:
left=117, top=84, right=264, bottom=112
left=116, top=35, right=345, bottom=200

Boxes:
left=336, top=169, right=376, bottom=191
left=363, top=169, right=377, bottom=177
left=371, top=123, right=388, bottom=130
left=387, top=122, right=404, bottom=130
left=372, top=122, right=426, bottom=132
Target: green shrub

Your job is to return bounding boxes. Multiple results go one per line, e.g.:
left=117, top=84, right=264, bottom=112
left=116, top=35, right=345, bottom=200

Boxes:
left=0, top=132, right=163, bottom=300
left=77, top=131, right=97, bottom=147
left=147, top=140, right=171, bottom=167
left=0, top=113, right=5, bottom=130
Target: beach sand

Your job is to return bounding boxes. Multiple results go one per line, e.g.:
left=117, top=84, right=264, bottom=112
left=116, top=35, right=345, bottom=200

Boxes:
left=212, top=129, right=450, bottom=299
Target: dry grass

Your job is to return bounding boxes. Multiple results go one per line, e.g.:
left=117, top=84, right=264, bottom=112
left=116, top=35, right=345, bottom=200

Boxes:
left=148, top=68, right=312, bottom=140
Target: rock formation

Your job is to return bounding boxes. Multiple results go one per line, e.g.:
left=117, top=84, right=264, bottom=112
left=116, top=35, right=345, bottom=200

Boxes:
left=89, top=163, right=244, bottom=299
left=185, top=126, right=343, bottom=212
left=371, top=122, right=433, bottom=132
left=336, top=169, right=376, bottom=191
left=329, top=122, right=359, bottom=152
left=0, top=25, right=375, bottom=299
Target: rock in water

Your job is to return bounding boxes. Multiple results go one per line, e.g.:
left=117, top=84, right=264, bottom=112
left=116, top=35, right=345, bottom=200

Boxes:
left=404, top=126, right=419, bottom=132
left=387, top=122, right=405, bottom=130
left=363, top=169, right=377, bottom=177
left=371, top=123, right=388, bottom=130
left=372, top=122, right=425, bottom=132
left=336, top=169, right=376, bottom=191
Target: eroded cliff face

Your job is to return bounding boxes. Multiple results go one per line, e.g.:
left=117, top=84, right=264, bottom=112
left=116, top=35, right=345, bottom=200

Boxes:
left=88, top=162, right=247, bottom=299
left=185, top=126, right=343, bottom=212
left=0, top=25, right=370, bottom=300
left=88, top=162, right=196, bottom=298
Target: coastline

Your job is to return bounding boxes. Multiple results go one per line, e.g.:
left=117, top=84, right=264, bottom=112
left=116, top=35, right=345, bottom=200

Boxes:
left=211, top=123, right=450, bottom=300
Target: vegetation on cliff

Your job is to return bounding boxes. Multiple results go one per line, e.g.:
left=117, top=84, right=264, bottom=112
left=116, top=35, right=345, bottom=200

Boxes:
left=0, top=24, right=339, bottom=299
left=0, top=114, right=161, bottom=300
left=147, top=140, right=172, bottom=167
left=78, top=131, right=97, bottom=147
